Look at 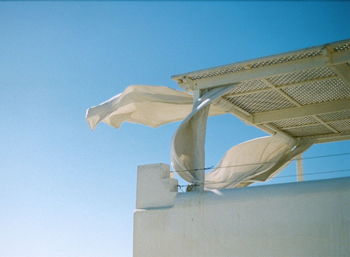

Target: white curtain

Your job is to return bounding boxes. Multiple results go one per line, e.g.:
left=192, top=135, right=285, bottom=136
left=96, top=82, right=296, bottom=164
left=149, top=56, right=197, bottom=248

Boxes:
left=86, top=85, right=226, bottom=129
left=86, top=85, right=312, bottom=189
left=170, top=85, right=237, bottom=184
left=204, top=135, right=312, bottom=189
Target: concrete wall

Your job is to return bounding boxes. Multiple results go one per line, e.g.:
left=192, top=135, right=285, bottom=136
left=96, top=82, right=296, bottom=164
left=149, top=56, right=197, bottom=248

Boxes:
left=133, top=163, right=350, bottom=257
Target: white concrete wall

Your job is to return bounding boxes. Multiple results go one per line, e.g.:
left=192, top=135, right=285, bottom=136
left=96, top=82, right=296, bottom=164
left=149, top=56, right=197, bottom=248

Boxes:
left=136, top=163, right=178, bottom=209
left=134, top=163, right=350, bottom=257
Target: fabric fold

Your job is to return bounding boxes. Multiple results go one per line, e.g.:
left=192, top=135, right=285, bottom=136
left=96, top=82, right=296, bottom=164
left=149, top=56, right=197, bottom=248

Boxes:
left=171, top=85, right=237, bottom=184
left=86, top=85, right=227, bottom=129
left=204, top=135, right=312, bottom=189
left=86, top=85, right=313, bottom=190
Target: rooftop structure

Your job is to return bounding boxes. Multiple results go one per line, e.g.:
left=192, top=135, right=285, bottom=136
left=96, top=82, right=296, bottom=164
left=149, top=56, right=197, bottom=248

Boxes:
left=133, top=42, right=350, bottom=255
left=87, top=39, right=350, bottom=191
left=172, top=39, right=350, bottom=144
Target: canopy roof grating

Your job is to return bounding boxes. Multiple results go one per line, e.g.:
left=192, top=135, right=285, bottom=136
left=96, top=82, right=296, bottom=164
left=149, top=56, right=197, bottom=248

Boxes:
left=172, top=39, right=350, bottom=144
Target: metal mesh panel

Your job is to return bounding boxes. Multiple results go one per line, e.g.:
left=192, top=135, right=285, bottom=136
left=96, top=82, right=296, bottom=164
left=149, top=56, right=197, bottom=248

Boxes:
left=267, top=67, right=336, bottom=86
left=186, top=50, right=323, bottom=81
left=226, top=80, right=269, bottom=94
left=250, top=49, right=323, bottom=69
left=224, top=90, right=295, bottom=113
left=281, top=78, right=350, bottom=105
left=188, top=65, right=245, bottom=80
left=174, top=39, right=350, bottom=85
left=318, top=110, right=350, bottom=122
left=327, top=120, right=350, bottom=132
left=333, top=42, right=350, bottom=52
left=271, top=116, right=318, bottom=129
left=284, top=125, right=333, bottom=137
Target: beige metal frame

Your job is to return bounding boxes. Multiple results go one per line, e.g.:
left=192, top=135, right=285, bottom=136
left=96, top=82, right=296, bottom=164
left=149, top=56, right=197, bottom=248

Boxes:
left=172, top=39, right=350, bottom=145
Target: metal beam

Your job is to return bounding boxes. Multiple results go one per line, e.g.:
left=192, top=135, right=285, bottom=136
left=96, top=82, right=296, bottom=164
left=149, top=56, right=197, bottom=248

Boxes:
left=331, top=63, right=350, bottom=86
left=174, top=49, right=350, bottom=91
left=312, top=115, right=339, bottom=133
left=214, top=97, right=288, bottom=137
left=330, top=50, right=350, bottom=65
left=274, top=117, right=350, bottom=130
left=261, top=78, right=300, bottom=106
left=173, top=40, right=350, bottom=91
left=307, top=130, right=350, bottom=144
left=224, top=74, right=338, bottom=98
left=253, top=98, right=350, bottom=124
left=181, top=55, right=330, bottom=90
left=260, top=79, right=339, bottom=134
left=215, top=97, right=254, bottom=123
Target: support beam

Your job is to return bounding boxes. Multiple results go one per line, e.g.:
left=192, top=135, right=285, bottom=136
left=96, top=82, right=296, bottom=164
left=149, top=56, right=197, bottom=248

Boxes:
left=331, top=63, right=350, bottom=87
left=178, top=55, right=330, bottom=90
left=261, top=78, right=301, bottom=106
left=192, top=89, right=207, bottom=192
left=186, top=85, right=240, bottom=191
left=306, top=130, right=350, bottom=144
left=260, top=79, right=339, bottom=133
left=215, top=97, right=253, bottom=123
left=253, top=98, right=350, bottom=124
left=224, top=75, right=338, bottom=98
left=312, top=115, right=339, bottom=133
left=173, top=45, right=350, bottom=91
left=214, top=97, right=285, bottom=136
left=273, top=117, right=350, bottom=130
left=330, top=50, right=350, bottom=65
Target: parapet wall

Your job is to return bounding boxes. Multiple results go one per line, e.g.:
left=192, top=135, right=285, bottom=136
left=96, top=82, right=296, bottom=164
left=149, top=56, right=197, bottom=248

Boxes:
left=133, top=163, right=350, bottom=257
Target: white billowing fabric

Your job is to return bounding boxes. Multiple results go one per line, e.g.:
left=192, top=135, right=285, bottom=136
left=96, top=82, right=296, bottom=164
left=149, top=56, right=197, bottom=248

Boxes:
left=204, top=135, right=307, bottom=189
left=171, top=85, right=236, bottom=184
left=86, top=85, right=227, bottom=129
left=86, top=84, right=312, bottom=189
left=170, top=86, right=312, bottom=189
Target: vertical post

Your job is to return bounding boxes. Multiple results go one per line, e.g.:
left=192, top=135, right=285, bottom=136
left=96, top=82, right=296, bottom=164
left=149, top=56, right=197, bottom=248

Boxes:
left=296, top=154, right=304, bottom=182
left=192, top=89, right=201, bottom=105
left=192, top=89, right=206, bottom=191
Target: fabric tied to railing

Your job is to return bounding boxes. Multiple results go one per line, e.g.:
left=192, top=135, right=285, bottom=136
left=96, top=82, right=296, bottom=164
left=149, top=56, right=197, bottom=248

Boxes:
left=86, top=85, right=312, bottom=190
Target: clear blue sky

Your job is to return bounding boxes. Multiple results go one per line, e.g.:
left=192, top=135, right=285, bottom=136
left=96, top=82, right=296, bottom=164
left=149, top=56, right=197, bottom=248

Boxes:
left=1, top=2, right=350, bottom=257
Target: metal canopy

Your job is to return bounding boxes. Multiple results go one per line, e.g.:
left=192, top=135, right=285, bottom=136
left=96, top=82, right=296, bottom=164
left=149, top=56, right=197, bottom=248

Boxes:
left=172, top=39, right=350, bottom=144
